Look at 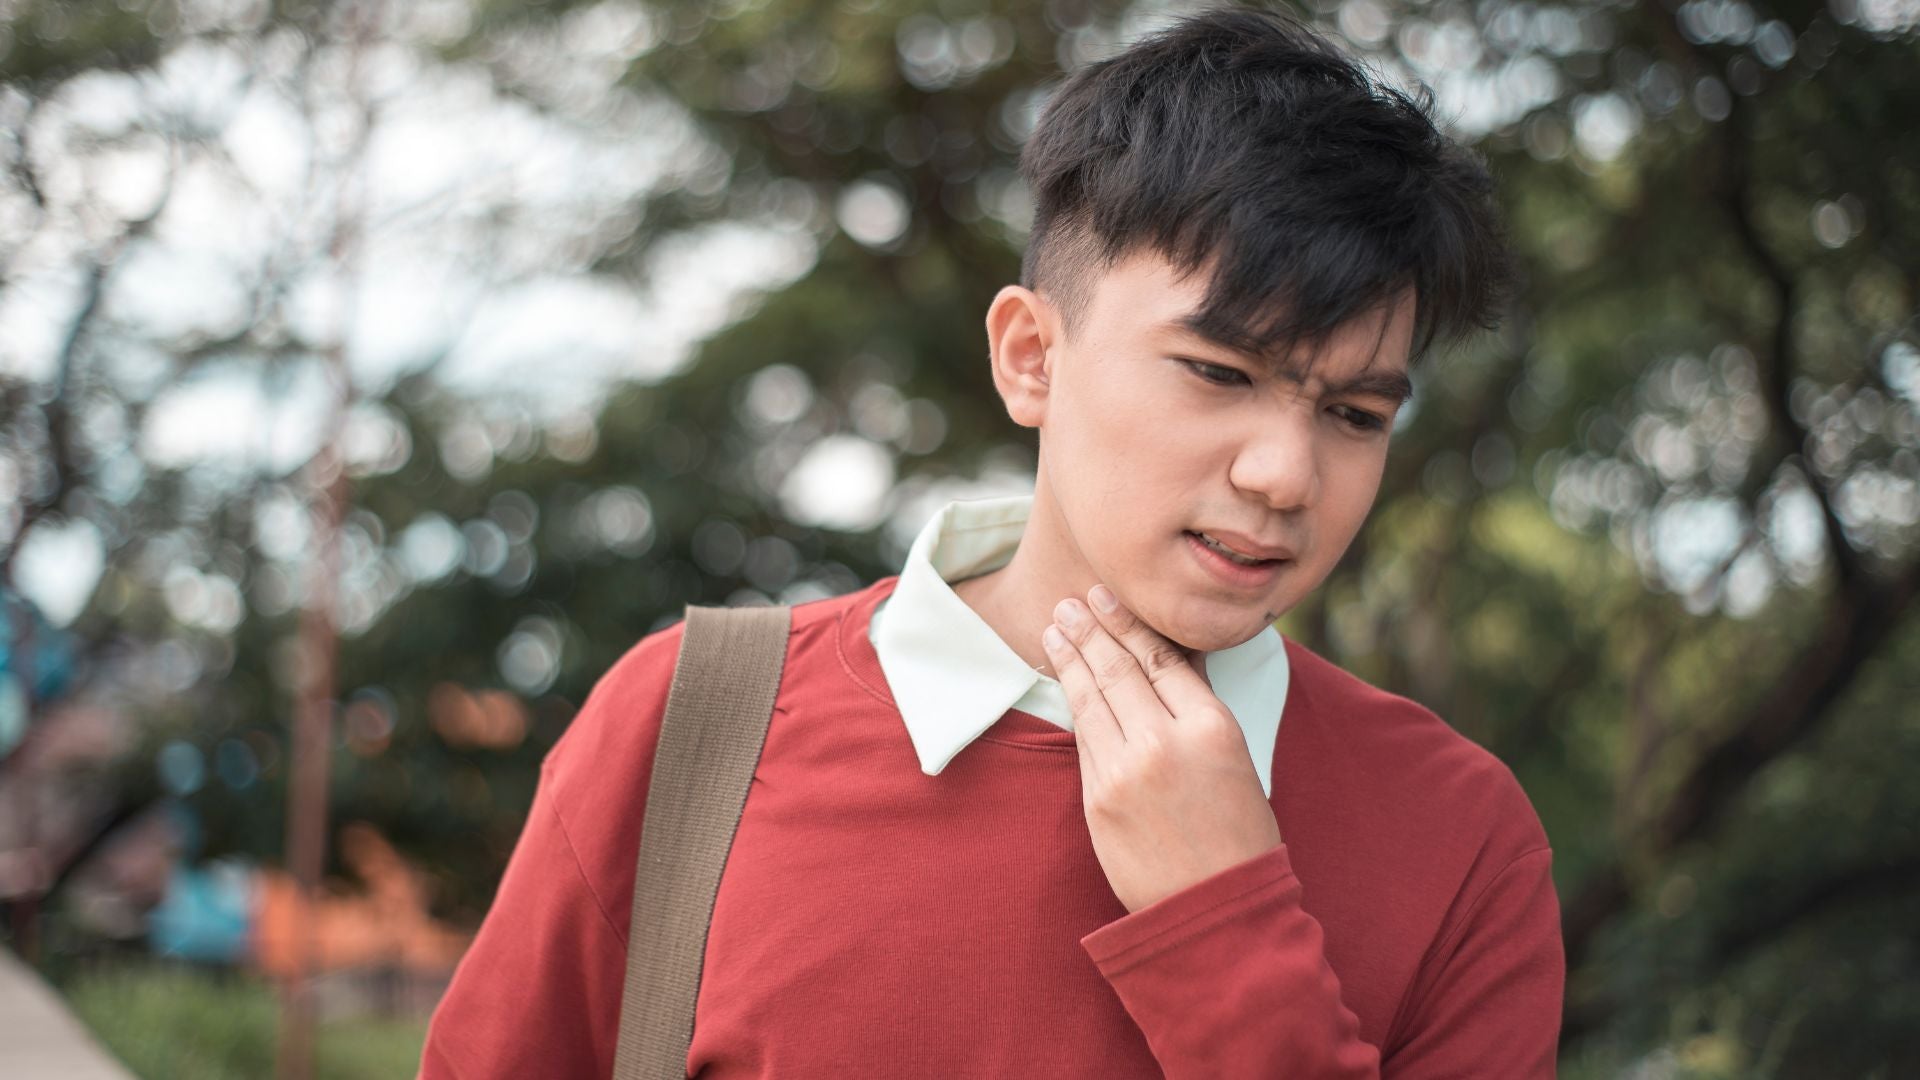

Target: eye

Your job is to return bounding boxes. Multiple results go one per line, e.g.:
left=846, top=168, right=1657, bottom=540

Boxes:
left=1180, top=359, right=1251, bottom=387
left=1331, top=404, right=1388, bottom=433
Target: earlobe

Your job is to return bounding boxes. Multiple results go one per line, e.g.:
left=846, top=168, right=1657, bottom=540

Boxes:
left=985, top=284, right=1055, bottom=429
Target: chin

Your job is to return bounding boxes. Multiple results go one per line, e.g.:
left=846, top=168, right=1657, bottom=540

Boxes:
left=1143, top=605, right=1271, bottom=654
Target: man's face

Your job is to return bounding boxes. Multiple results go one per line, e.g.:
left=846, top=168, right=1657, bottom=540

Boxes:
left=1034, top=249, right=1415, bottom=652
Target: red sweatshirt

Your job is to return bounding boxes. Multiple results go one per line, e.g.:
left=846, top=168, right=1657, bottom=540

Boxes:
left=420, top=575, right=1563, bottom=1077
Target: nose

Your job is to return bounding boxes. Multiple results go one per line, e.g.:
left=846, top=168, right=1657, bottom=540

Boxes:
left=1227, top=408, right=1320, bottom=512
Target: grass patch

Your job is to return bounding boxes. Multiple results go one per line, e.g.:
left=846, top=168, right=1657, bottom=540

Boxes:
left=59, top=962, right=427, bottom=1080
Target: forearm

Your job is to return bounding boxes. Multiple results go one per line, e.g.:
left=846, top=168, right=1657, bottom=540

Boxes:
left=1082, top=842, right=1564, bottom=1079
left=1082, top=844, right=1381, bottom=1079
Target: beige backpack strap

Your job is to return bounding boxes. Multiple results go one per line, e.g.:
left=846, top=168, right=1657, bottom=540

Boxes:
left=612, top=603, right=792, bottom=1080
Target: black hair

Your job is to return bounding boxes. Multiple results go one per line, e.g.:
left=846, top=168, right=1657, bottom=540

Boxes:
left=1017, top=5, right=1514, bottom=364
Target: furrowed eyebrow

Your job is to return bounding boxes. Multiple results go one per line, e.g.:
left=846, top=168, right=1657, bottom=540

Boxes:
left=1326, top=370, right=1414, bottom=405
left=1167, top=314, right=1256, bottom=359
left=1162, top=316, right=1413, bottom=405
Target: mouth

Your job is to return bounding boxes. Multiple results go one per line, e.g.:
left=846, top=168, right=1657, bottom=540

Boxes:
left=1183, top=530, right=1290, bottom=588
left=1185, top=530, right=1291, bottom=565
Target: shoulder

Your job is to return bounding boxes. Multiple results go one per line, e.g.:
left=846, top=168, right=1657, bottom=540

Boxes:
left=593, top=579, right=876, bottom=696
left=1279, top=637, right=1548, bottom=857
left=541, top=583, right=881, bottom=810
left=527, top=584, right=884, bottom=935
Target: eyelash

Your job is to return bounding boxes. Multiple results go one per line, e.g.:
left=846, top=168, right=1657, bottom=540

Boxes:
left=1178, top=360, right=1388, bottom=433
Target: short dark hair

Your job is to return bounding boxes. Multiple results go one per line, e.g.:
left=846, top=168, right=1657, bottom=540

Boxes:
left=1018, top=6, right=1513, bottom=364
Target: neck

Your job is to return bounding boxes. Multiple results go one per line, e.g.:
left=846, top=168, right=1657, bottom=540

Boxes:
left=949, top=476, right=1106, bottom=680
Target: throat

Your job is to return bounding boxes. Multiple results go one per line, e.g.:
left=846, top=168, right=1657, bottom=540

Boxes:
left=949, top=561, right=1058, bottom=678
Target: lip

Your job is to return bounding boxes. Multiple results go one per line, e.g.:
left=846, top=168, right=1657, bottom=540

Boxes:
left=1184, top=531, right=1288, bottom=589
left=1191, top=529, right=1296, bottom=562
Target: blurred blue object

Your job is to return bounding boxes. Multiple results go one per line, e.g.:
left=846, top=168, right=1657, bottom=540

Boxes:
left=0, top=672, right=23, bottom=758
left=147, top=857, right=256, bottom=962
left=157, top=739, right=207, bottom=796
left=1, top=587, right=77, bottom=757
left=0, top=586, right=76, bottom=705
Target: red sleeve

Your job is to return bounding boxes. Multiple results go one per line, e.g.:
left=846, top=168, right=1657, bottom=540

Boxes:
left=1382, top=846, right=1563, bottom=1077
left=1079, top=843, right=1563, bottom=1079
left=418, top=627, right=682, bottom=1080
left=417, top=770, right=626, bottom=1079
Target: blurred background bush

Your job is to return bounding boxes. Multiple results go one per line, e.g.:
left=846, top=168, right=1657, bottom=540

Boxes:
left=0, top=0, right=1915, bottom=1076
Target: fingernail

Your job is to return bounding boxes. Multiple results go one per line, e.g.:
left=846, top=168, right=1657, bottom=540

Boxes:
left=1090, top=585, right=1117, bottom=613
left=1054, top=599, right=1083, bottom=627
left=1042, top=624, right=1066, bottom=651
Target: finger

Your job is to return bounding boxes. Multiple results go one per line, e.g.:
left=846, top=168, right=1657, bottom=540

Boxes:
left=1042, top=621, right=1125, bottom=760
left=1085, top=584, right=1222, bottom=716
left=1053, top=597, right=1171, bottom=731
left=1052, top=630, right=1104, bottom=797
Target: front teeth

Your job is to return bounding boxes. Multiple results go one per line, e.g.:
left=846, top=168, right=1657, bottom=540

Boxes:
left=1197, top=532, right=1266, bottom=566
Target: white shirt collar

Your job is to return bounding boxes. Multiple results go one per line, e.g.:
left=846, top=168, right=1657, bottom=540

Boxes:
left=869, top=494, right=1289, bottom=796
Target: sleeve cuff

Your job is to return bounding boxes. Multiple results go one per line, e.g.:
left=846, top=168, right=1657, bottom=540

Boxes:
left=1080, top=843, right=1299, bottom=976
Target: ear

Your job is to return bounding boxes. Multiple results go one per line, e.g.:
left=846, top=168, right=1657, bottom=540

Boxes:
left=984, top=284, right=1057, bottom=429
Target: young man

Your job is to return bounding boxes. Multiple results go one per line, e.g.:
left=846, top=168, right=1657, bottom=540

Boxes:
left=421, top=8, right=1562, bottom=1078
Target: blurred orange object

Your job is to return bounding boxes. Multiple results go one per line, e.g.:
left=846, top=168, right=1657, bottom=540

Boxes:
left=427, top=683, right=528, bottom=750
left=251, top=822, right=469, bottom=980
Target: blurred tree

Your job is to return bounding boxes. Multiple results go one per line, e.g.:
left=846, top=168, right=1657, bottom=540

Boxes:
left=1, top=0, right=1916, bottom=1075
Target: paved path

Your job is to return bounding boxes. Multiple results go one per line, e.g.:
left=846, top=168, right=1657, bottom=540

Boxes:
left=0, top=946, right=136, bottom=1079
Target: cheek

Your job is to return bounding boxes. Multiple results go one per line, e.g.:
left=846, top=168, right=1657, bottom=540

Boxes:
left=1055, top=379, right=1183, bottom=489
left=1077, top=381, right=1155, bottom=443
left=1321, top=447, right=1388, bottom=540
